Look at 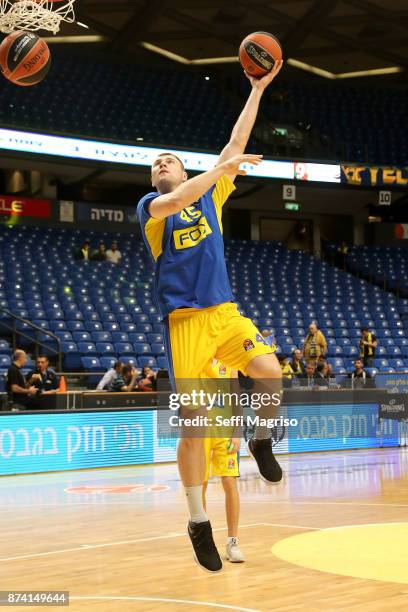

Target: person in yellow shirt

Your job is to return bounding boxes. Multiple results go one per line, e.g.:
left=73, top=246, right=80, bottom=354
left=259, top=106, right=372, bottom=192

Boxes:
left=202, top=360, right=244, bottom=563
left=303, top=322, right=327, bottom=363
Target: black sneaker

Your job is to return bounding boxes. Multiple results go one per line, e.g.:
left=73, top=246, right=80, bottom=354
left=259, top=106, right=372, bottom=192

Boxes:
left=246, top=437, right=283, bottom=484
left=187, top=520, right=223, bottom=573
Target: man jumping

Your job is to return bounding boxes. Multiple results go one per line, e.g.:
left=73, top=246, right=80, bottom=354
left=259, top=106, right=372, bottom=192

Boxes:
left=137, top=60, right=284, bottom=572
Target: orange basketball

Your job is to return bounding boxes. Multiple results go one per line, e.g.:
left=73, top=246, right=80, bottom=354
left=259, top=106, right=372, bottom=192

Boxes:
left=239, top=32, right=282, bottom=78
left=0, top=31, right=51, bottom=86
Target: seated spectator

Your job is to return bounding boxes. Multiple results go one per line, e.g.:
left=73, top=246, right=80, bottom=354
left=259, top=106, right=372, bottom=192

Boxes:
left=96, top=361, right=124, bottom=391
left=6, top=350, right=38, bottom=408
left=111, top=365, right=138, bottom=392
left=298, top=362, right=316, bottom=388
left=314, top=362, right=329, bottom=388
left=278, top=355, right=294, bottom=389
left=303, top=322, right=327, bottom=363
left=106, top=241, right=122, bottom=264
left=290, top=349, right=306, bottom=375
left=325, top=363, right=339, bottom=388
left=138, top=366, right=156, bottom=392
left=26, top=355, right=59, bottom=395
left=74, top=239, right=91, bottom=261
left=359, top=328, right=378, bottom=368
left=91, top=242, right=107, bottom=262
left=348, top=358, right=374, bottom=389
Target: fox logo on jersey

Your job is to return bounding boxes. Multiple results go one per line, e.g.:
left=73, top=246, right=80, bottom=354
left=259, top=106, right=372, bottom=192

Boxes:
left=173, top=216, right=213, bottom=250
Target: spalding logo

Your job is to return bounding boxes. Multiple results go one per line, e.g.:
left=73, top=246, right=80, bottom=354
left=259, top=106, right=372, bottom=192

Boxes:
left=245, top=42, right=274, bottom=70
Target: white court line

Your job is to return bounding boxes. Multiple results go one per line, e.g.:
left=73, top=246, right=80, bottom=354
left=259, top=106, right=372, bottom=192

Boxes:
left=70, top=596, right=259, bottom=612
left=242, top=499, right=408, bottom=508
left=0, top=522, right=316, bottom=563
left=260, top=522, right=320, bottom=530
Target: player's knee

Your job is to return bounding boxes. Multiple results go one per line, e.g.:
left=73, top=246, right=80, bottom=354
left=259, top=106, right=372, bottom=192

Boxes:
left=222, top=476, right=237, bottom=491
left=178, top=437, right=203, bottom=452
left=247, top=354, right=282, bottom=381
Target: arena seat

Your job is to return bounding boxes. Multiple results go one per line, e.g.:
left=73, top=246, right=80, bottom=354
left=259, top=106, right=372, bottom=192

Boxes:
left=2, top=228, right=407, bottom=381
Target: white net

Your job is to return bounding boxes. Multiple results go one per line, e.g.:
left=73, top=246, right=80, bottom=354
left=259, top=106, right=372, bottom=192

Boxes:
left=0, top=0, right=76, bottom=34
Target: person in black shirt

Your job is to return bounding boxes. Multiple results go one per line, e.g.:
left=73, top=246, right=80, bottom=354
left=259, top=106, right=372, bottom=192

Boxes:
left=348, top=358, right=374, bottom=389
left=314, top=362, right=329, bottom=388
left=26, top=355, right=59, bottom=395
left=298, top=362, right=316, bottom=388
left=6, top=350, right=38, bottom=408
left=359, top=328, right=378, bottom=368
left=90, top=242, right=107, bottom=262
left=74, top=239, right=90, bottom=261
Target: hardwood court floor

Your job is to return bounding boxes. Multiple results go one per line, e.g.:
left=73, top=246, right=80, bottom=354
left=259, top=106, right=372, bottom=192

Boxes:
left=1, top=448, right=408, bottom=611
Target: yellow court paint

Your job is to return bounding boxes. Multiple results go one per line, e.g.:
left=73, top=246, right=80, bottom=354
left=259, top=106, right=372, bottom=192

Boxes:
left=272, top=523, right=408, bottom=584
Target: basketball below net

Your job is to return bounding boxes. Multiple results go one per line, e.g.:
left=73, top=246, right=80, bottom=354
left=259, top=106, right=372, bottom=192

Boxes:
left=0, top=1, right=76, bottom=86
left=0, top=1, right=76, bottom=35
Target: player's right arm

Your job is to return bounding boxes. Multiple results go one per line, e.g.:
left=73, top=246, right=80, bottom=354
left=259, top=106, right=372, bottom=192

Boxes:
left=148, top=153, right=262, bottom=220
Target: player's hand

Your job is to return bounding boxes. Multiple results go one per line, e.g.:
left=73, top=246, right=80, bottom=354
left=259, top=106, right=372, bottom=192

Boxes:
left=221, top=153, right=263, bottom=176
left=228, top=438, right=241, bottom=453
left=27, top=386, right=37, bottom=396
left=245, top=59, right=283, bottom=92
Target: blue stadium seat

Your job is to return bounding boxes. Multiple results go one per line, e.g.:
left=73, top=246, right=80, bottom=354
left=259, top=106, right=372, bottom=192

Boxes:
left=136, top=324, right=153, bottom=334
left=81, top=357, right=101, bottom=370
left=103, top=322, right=121, bottom=332
left=96, top=343, right=115, bottom=355
left=92, top=331, right=112, bottom=343
left=133, top=343, right=152, bottom=355
left=157, top=357, right=168, bottom=369
left=0, top=340, right=11, bottom=354
left=84, top=321, right=103, bottom=332
left=147, top=333, right=164, bottom=344
left=73, top=331, right=92, bottom=343
left=138, top=356, right=157, bottom=368
left=129, top=333, right=147, bottom=344
left=121, top=356, right=138, bottom=367
left=66, top=321, right=85, bottom=332
left=61, top=342, right=81, bottom=370
left=114, top=342, right=133, bottom=355
left=0, top=354, right=11, bottom=368
left=78, top=342, right=98, bottom=356
left=112, top=332, right=129, bottom=343
left=151, top=343, right=165, bottom=355
left=100, top=356, right=117, bottom=370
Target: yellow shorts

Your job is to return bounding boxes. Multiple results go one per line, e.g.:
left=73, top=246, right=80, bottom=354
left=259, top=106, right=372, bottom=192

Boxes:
left=164, top=302, right=274, bottom=379
left=204, top=437, right=239, bottom=480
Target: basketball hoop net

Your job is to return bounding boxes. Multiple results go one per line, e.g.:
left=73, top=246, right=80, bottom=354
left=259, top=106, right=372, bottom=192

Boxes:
left=0, top=0, right=76, bottom=35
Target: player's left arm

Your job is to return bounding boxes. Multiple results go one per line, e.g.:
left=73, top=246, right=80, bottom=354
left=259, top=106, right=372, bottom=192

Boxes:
left=217, top=60, right=283, bottom=182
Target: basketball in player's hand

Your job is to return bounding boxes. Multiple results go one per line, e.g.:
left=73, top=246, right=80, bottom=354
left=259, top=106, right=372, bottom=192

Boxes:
left=239, top=32, right=282, bottom=78
left=0, top=31, right=51, bottom=86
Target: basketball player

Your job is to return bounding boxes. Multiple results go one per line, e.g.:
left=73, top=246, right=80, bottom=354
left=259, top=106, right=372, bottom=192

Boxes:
left=202, top=361, right=244, bottom=563
left=137, top=59, right=284, bottom=572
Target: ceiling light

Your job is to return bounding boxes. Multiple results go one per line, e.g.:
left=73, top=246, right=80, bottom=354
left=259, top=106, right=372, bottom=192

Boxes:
left=336, top=66, right=402, bottom=79
left=286, top=58, right=336, bottom=79
left=77, top=22, right=90, bottom=30
left=43, top=35, right=106, bottom=44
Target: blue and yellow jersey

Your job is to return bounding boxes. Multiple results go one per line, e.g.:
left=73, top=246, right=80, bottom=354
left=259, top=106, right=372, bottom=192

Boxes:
left=136, top=175, right=235, bottom=319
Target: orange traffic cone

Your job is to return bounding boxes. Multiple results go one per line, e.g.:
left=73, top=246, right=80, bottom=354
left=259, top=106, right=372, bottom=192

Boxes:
left=58, top=375, right=67, bottom=393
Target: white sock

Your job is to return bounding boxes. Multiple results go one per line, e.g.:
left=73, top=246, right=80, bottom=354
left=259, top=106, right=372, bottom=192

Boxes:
left=185, top=485, right=208, bottom=524
left=254, top=426, right=271, bottom=440
left=227, top=536, right=238, bottom=543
